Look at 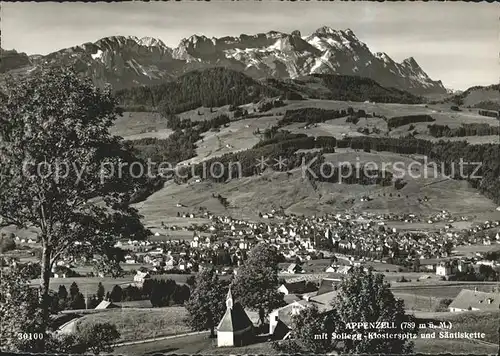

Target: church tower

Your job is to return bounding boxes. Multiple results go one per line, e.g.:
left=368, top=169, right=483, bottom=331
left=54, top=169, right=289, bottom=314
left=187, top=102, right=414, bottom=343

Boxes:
left=226, top=287, right=233, bottom=309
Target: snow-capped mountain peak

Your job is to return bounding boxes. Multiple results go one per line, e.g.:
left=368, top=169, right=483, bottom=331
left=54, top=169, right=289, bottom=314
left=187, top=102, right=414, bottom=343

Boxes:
left=137, top=36, right=167, bottom=48
left=402, top=57, right=419, bottom=67
left=4, top=27, right=447, bottom=95
left=313, top=26, right=339, bottom=36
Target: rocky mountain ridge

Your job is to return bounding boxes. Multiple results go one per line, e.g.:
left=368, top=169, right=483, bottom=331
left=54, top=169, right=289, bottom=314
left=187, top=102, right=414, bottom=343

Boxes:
left=2, top=27, right=447, bottom=95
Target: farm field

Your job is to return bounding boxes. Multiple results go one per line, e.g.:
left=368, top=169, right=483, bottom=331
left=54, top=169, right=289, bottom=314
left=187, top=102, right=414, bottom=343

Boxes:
left=394, top=292, right=444, bottom=312
left=460, top=87, right=500, bottom=107
left=391, top=282, right=500, bottom=299
left=453, top=244, right=500, bottom=256
left=133, top=178, right=242, bottom=225
left=110, top=112, right=173, bottom=140
left=135, top=161, right=500, bottom=223
left=177, top=105, right=238, bottom=122
left=76, top=307, right=190, bottom=342
left=72, top=263, right=154, bottom=275
left=268, top=99, right=494, bottom=123
left=384, top=220, right=474, bottom=230
left=146, top=229, right=212, bottom=242
left=113, top=99, right=500, bottom=224
left=0, top=225, right=40, bottom=239
left=180, top=115, right=280, bottom=166
left=112, top=332, right=215, bottom=355
left=268, top=99, right=429, bottom=117
left=29, top=273, right=200, bottom=295
left=30, top=277, right=136, bottom=295
left=283, top=120, right=367, bottom=139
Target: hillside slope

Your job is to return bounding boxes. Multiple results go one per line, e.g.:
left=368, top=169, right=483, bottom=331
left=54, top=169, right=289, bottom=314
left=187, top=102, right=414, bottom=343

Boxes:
left=115, top=68, right=424, bottom=113
left=115, top=67, right=281, bottom=114
left=446, top=84, right=500, bottom=110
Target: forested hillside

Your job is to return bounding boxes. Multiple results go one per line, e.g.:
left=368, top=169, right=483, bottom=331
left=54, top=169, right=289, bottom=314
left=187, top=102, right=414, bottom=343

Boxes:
left=310, top=74, right=424, bottom=104
left=115, top=68, right=426, bottom=115
left=445, top=83, right=500, bottom=107
left=428, top=123, right=500, bottom=138
left=148, top=132, right=500, bottom=206
left=115, top=67, right=279, bottom=114
left=266, top=75, right=424, bottom=104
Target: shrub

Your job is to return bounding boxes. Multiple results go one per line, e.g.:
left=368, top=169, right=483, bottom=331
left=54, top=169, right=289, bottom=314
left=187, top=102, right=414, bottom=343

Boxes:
left=73, top=322, right=120, bottom=354
left=0, top=234, right=16, bottom=252
left=434, top=298, right=453, bottom=312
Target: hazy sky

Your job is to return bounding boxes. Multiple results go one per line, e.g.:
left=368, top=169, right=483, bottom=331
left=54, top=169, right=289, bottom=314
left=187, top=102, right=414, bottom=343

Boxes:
left=2, top=2, right=498, bottom=90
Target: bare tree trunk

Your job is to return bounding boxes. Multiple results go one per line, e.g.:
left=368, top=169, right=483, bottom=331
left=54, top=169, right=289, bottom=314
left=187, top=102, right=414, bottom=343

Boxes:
left=39, top=243, right=52, bottom=350
left=210, top=326, right=215, bottom=338
left=40, top=244, right=52, bottom=301
left=259, top=307, right=265, bottom=326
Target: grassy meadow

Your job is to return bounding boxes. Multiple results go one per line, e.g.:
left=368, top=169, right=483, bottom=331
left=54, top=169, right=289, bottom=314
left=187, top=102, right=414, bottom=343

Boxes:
left=76, top=307, right=190, bottom=342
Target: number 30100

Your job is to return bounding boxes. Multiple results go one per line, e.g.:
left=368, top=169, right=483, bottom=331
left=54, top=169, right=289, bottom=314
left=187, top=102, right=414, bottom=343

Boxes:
left=17, top=333, right=44, bottom=340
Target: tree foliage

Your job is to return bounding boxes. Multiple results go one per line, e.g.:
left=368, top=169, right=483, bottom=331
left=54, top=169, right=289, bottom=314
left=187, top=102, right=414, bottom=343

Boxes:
left=184, top=267, right=227, bottom=337
left=290, top=304, right=339, bottom=353
left=428, top=123, right=500, bottom=138
left=279, top=107, right=348, bottom=126
left=231, top=243, right=286, bottom=324
left=73, top=322, right=120, bottom=354
left=311, top=74, right=424, bottom=104
left=387, top=114, right=435, bottom=129
left=109, top=285, right=123, bottom=302
left=0, top=268, right=46, bottom=352
left=97, top=282, right=105, bottom=301
left=0, top=233, right=16, bottom=252
left=332, top=267, right=417, bottom=354
left=0, top=67, right=150, bottom=344
left=58, top=285, right=68, bottom=300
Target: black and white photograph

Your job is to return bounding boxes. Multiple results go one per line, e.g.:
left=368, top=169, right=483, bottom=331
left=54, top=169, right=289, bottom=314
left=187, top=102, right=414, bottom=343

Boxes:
left=1, top=1, right=499, bottom=355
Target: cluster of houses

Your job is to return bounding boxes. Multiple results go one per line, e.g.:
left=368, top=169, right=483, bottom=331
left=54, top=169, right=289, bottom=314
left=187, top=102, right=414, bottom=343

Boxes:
left=215, top=274, right=500, bottom=348
left=379, top=210, right=469, bottom=225
left=435, top=257, right=500, bottom=277
left=144, top=211, right=500, bottom=268
left=4, top=209, right=499, bottom=285
left=215, top=275, right=341, bottom=347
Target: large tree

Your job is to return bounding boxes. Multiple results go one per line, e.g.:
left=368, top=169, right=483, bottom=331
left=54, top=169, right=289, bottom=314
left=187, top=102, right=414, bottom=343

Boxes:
left=1, top=266, right=121, bottom=354
left=289, top=304, right=340, bottom=353
left=332, top=267, right=417, bottom=354
left=231, top=242, right=286, bottom=325
left=73, top=322, right=120, bottom=354
left=57, top=285, right=68, bottom=300
left=184, top=267, right=227, bottom=338
left=96, top=282, right=105, bottom=302
left=0, top=67, right=150, bottom=347
left=109, top=285, right=123, bottom=303
left=69, top=281, right=80, bottom=300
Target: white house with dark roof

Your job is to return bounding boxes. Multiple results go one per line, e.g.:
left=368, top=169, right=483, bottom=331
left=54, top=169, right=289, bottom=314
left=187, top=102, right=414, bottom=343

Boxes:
left=133, top=271, right=150, bottom=285
left=269, top=291, right=337, bottom=339
left=448, top=289, right=500, bottom=312
left=269, top=300, right=308, bottom=337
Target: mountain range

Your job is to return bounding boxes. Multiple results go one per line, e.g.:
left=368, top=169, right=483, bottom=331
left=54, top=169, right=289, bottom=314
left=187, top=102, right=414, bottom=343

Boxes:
left=1, top=26, right=447, bottom=95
